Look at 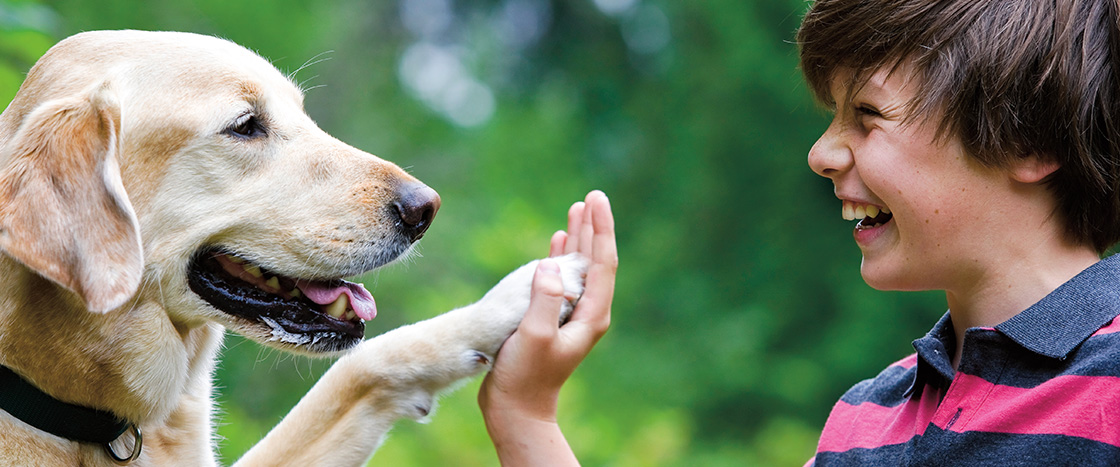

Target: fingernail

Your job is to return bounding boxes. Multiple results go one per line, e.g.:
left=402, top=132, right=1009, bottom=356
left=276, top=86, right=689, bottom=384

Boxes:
left=539, top=258, right=560, bottom=275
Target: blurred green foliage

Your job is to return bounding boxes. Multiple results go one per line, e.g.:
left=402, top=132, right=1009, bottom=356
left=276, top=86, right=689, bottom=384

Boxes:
left=1, top=0, right=947, bottom=465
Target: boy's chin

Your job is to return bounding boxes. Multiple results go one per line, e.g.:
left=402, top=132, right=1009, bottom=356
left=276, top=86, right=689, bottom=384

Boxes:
left=859, top=258, right=933, bottom=292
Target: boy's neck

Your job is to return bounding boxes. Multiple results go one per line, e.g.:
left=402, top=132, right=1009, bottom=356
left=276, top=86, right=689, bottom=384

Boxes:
left=944, top=243, right=1100, bottom=370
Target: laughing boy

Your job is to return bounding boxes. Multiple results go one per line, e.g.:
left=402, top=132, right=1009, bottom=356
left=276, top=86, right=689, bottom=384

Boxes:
left=478, top=1, right=1120, bottom=465
left=797, top=0, right=1120, bottom=464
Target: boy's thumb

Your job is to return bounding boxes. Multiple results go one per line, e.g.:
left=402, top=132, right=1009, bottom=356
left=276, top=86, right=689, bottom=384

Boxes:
left=521, top=259, right=565, bottom=335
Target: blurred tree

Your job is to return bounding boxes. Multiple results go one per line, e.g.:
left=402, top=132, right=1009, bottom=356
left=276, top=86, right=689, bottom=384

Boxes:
left=0, top=0, right=951, bottom=465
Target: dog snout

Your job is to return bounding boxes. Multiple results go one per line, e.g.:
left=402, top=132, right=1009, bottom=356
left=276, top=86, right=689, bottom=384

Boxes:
left=395, top=182, right=440, bottom=242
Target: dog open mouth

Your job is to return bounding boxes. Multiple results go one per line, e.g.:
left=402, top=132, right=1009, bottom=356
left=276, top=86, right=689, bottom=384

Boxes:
left=187, top=248, right=376, bottom=352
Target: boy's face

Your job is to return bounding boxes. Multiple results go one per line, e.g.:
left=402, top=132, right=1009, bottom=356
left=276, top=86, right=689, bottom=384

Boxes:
left=808, top=64, right=1017, bottom=292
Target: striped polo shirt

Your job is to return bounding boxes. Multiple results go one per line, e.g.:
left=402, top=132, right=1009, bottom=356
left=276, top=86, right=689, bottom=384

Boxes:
left=810, top=254, right=1120, bottom=465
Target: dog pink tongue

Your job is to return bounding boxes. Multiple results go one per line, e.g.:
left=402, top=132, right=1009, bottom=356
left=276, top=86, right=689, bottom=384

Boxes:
left=295, top=279, right=377, bottom=320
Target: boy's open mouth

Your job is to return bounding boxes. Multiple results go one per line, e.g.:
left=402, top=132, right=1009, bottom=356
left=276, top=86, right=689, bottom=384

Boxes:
left=842, top=200, right=893, bottom=230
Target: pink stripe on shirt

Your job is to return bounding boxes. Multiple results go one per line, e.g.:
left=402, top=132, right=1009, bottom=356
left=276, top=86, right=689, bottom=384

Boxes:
left=1091, top=316, right=1120, bottom=336
left=817, top=386, right=941, bottom=452
left=938, top=373, right=1120, bottom=447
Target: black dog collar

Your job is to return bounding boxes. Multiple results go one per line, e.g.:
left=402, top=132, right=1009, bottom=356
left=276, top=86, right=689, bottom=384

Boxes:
left=0, top=365, right=141, bottom=462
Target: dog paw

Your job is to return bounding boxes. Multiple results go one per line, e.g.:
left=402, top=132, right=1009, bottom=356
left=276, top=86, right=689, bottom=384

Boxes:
left=468, top=253, right=588, bottom=356
left=553, top=254, right=588, bottom=324
left=483, top=253, right=587, bottom=324
left=397, top=388, right=437, bottom=422
left=346, top=253, right=589, bottom=421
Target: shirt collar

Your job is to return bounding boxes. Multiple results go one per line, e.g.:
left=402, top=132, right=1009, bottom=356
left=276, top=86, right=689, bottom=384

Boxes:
left=912, top=312, right=956, bottom=384
left=910, top=254, right=1120, bottom=393
left=995, top=253, right=1120, bottom=360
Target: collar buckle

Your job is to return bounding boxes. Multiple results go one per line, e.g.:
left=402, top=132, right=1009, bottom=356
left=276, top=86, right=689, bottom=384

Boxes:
left=104, top=423, right=143, bottom=465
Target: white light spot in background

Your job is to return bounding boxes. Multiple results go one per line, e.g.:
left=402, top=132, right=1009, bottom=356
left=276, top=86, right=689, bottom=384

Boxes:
left=497, top=0, right=552, bottom=49
left=400, top=43, right=461, bottom=100
left=400, top=0, right=453, bottom=38
left=621, top=4, right=671, bottom=55
left=593, top=0, right=639, bottom=17
left=399, top=42, right=496, bottom=127
left=0, top=2, right=57, bottom=31
left=443, top=79, right=496, bottom=127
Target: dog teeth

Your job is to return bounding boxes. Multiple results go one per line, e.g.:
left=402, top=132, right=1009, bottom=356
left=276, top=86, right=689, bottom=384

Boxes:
left=291, top=288, right=301, bottom=298
left=344, top=310, right=357, bottom=321
left=264, top=276, right=280, bottom=291
left=245, top=265, right=263, bottom=278
left=227, top=255, right=246, bottom=264
left=325, top=294, right=349, bottom=319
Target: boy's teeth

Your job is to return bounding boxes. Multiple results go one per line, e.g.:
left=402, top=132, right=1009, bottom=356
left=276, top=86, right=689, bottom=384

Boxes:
left=325, top=294, right=349, bottom=319
left=841, top=200, right=888, bottom=221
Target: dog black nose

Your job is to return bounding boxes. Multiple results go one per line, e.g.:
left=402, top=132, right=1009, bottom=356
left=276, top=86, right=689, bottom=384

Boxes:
left=395, top=182, right=440, bottom=242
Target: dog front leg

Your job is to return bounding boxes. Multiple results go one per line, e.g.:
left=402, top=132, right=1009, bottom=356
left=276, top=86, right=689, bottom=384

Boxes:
left=233, top=253, right=587, bottom=467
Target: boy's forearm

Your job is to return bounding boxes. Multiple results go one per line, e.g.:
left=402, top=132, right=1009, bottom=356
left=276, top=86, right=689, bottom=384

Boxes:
left=483, top=407, right=580, bottom=466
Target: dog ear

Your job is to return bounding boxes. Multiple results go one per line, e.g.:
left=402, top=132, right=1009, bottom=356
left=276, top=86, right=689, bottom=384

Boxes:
left=0, top=84, right=143, bottom=313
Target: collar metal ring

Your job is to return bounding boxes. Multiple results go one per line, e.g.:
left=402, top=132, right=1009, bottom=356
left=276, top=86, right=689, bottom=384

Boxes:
left=104, top=424, right=142, bottom=465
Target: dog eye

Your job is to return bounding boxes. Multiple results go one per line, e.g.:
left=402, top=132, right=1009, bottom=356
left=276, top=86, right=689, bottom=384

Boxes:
left=225, top=113, right=266, bottom=140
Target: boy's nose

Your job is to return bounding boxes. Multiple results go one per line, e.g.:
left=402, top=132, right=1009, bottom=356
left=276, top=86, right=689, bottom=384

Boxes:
left=807, top=119, right=854, bottom=179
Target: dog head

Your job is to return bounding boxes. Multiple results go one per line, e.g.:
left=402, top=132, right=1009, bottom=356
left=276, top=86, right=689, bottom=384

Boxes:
left=0, top=30, right=439, bottom=355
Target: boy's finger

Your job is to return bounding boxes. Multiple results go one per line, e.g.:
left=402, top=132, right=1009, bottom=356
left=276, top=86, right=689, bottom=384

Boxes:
left=589, top=191, right=617, bottom=266
left=577, top=192, right=596, bottom=257
left=564, top=202, right=585, bottom=255
left=549, top=230, right=567, bottom=257
left=518, top=259, right=565, bottom=341
left=569, top=192, right=616, bottom=332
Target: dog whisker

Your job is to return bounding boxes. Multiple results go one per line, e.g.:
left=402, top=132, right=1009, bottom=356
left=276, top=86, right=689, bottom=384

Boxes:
left=301, top=83, right=328, bottom=94
left=289, top=50, right=335, bottom=93
left=291, top=50, right=334, bottom=78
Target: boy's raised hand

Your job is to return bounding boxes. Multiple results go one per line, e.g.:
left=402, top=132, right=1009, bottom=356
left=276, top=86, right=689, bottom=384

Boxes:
left=479, top=190, right=617, bottom=465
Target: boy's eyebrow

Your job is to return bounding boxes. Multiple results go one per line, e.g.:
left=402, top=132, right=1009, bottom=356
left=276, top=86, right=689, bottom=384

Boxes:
left=828, top=78, right=883, bottom=109
left=826, top=66, right=910, bottom=118
left=855, top=69, right=895, bottom=101
left=826, top=71, right=912, bottom=122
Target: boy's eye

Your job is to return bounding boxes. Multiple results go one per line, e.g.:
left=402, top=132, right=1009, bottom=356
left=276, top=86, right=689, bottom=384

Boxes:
left=855, top=105, right=882, bottom=118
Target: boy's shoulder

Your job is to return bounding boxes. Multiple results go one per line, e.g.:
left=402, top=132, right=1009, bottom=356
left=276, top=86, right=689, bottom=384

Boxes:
left=836, top=353, right=917, bottom=408
left=828, top=255, right=1120, bottom=423
left=1060, top=317, right=1120, bottom=374
left=993, top=254, right=1120, bottom=362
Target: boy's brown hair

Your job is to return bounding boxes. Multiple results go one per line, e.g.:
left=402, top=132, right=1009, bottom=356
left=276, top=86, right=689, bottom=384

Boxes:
left=798, top=0, right=1120, bottom=252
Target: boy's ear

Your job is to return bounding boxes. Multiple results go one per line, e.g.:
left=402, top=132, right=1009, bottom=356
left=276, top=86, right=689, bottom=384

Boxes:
left=0, top=83, right=143, bottom=313
left=1009, top=156, right=1060, bottom=184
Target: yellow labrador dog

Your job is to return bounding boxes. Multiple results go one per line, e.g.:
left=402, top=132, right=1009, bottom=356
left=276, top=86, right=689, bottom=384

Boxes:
left=0, top=30, right=586, bottom=466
